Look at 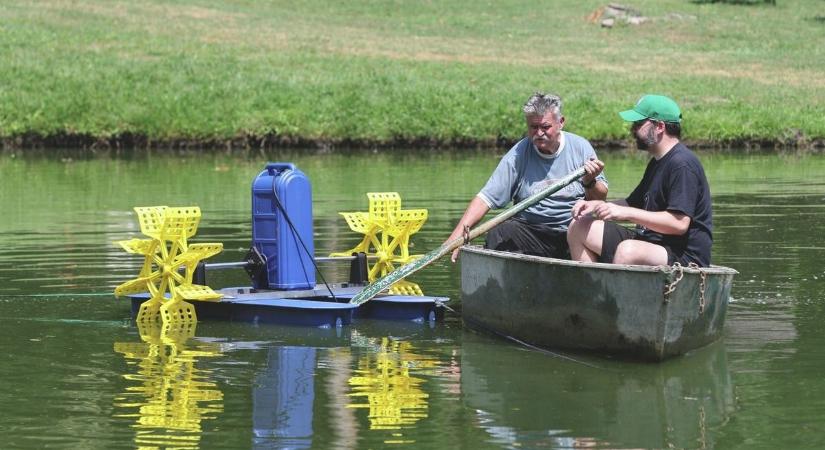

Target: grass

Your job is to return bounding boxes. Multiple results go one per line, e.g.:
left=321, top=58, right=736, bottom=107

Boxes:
left=1, top=0, right=823, bottom=149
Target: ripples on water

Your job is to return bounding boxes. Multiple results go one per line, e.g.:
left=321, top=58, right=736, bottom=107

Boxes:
left=2, top=152, right=825, bottom=448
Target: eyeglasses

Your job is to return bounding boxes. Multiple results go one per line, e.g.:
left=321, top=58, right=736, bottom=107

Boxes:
left=631, top=118, right=661, bottom=129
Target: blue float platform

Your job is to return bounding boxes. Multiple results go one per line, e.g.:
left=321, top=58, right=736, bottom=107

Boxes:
left=128, top=284, right=448, bottom=328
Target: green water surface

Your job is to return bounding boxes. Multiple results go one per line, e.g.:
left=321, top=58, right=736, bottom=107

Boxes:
left=1, top=151, right=824, bottom=449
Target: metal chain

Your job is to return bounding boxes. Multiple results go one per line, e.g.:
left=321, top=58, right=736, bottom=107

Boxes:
left=662, top=262, right=685, bottom=303
left=664, top=262, right=708, bottom=313
left=690, top=263, right=708, bottom=314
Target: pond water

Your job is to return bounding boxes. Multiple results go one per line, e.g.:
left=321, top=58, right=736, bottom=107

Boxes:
left=1, top=150, right=825, bottom=449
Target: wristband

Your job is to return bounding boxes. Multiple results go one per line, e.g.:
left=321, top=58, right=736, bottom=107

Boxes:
left=582, top=179, right=596, bottom=189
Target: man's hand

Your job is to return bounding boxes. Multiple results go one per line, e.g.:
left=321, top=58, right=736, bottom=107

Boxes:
left=591, top=202, right=630, bottom=221
left=450, top=246, right=461, bottom=263
left=571, top=199, right=603, bottom=219
left=445, top=227, right=467, bottom=262
left=447, top=197, right=490, bottom=263
left=572, top=199, right=630, bottom=222
left=580, top=158, right=605, bottom=185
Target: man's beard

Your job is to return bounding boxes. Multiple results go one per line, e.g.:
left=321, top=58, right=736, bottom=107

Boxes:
left=635, top=127, right=657, bottom=150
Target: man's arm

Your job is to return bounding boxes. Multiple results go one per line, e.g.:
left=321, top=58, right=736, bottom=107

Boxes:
left=446, top=196, right=490, bottom=262
left=584, top=181, right=608, bottom=201
left=590, top=203, right=690, bottom=235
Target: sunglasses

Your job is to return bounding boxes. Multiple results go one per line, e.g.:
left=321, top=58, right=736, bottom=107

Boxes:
left=631, top=118, right=661, bottom=129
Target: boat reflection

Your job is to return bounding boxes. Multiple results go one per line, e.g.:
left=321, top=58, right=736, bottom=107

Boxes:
left=113, top=322, right=224, bottom=449
left=461, top=334, right=735, bottom=449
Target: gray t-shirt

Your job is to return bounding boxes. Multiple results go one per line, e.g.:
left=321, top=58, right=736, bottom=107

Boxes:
left=478, top=131, right=607, bottom=230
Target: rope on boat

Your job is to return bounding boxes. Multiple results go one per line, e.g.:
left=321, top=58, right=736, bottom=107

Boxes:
left=501, top=334, right=605, bottom=370
left=440, top=302, right=459, bottom=315
left=464, top=316, right=605, bottom=370
left=453, top=304, right=604, bottom=370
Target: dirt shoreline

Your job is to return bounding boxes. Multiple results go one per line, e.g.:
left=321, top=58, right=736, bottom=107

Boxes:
left=2, top=132, right=823, bottom=156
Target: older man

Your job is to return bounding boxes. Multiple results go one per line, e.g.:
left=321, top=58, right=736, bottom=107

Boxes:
left=448, top=92, right=607, bottom=261
left=567, top=94, right=712, bottom=267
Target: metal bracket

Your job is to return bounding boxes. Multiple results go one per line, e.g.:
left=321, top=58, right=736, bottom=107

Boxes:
left=244, top=246, right=268, bottom=289
left=348, top=252, right=368, bottom=285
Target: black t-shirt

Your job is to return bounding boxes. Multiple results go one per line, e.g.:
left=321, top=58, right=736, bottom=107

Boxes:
left=626, top=143, right=713, bottom=266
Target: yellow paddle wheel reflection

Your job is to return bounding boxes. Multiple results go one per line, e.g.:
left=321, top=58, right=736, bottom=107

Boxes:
left=113, top=321, right=224, bottom=449
left=347, top=336, right=438, bottom=444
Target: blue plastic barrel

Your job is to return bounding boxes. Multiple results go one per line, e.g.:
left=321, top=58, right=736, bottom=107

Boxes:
left=251, top=163, right=316, bottom=290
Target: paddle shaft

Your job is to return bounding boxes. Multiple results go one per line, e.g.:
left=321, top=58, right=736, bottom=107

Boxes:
left=349, top=166, right=588, bottom=305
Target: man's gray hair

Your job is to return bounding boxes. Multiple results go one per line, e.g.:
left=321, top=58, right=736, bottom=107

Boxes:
left=522, top=92, right=563, bottom=120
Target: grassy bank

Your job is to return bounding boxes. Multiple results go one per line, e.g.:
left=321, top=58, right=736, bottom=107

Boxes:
left=1, top=0, right=823, bottom=150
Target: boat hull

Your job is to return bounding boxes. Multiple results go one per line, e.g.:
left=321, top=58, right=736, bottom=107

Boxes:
left=460, top=246, right=737, bottom=361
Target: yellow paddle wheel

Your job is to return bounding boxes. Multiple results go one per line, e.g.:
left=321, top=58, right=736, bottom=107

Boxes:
left=113, top=206, right=223, bottom=327
left=331, top=193, right=428, bottom=295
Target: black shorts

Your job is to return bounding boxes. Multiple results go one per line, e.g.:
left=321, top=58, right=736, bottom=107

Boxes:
left=485, top=217, right=570, bottom=259
left=599, top=222, right=678, bottom=265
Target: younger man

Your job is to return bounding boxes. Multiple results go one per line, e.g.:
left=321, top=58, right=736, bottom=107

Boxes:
left=566, top=94, right=712, bottom=267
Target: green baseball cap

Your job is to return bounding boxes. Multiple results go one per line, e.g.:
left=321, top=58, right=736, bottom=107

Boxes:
left=619, top=94, right=682, bottom=123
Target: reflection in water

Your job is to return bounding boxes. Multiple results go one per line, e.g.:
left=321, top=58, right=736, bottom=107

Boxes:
left=348, top=333, right=437, bottom=444
left=253, top=347, right=316, bottom=449
left=461, top=335, right=735, bottom=449
left=325, top=348, right=358, bottom=450
left=113, top=322, right=223, bottom=449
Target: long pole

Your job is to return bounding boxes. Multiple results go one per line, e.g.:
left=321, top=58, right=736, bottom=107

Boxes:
left=349, top=166, right=587, bottom=305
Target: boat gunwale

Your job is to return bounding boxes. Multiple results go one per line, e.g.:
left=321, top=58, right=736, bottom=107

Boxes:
left=461, top=245, right=738, bottom=276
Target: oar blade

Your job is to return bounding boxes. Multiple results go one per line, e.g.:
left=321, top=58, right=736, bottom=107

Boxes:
left=349, top=246, right=444, bottom=305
